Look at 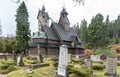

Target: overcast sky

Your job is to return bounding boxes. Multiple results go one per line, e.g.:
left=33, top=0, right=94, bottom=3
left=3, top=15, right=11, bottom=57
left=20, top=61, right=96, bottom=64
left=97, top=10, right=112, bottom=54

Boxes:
left=0, top=0, right=120, bottom=36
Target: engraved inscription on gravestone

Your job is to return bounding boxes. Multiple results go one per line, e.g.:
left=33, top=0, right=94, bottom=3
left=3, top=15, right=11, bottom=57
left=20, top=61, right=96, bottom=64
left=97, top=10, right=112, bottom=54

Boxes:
left=105, top=54, right=117, bottom=76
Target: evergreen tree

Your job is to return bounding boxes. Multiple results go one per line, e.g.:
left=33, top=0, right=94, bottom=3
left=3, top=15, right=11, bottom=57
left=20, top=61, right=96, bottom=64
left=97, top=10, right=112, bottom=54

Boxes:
left=15, top=1, right=30, bottom=53
left=79, top=19, right=88, bottom=46
left=113, top=15, right=120, bottom=43
left=104, top=15, right=111, bottom=46
left=105, top=15, right=110, bottom=25
left=88, top=13, right=109, bottom=49
left=0, top=39, right=4, bottom=53
left=4, top=39, right=12, bottom=53
left=73, top=23, right=80, bottom=37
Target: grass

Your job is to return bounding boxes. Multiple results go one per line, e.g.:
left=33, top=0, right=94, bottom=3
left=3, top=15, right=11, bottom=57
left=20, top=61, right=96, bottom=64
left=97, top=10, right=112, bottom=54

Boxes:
left=8, top=69, right=43, bottom=77
left=0, top=59, right=16, bottom=74
left=36, top=66, right=56, bottom=77
left=1, top=57, right=120, bottom=77
left=94, top=49, right=116, bottom=56
left=8, top=58, right=57, bottom=77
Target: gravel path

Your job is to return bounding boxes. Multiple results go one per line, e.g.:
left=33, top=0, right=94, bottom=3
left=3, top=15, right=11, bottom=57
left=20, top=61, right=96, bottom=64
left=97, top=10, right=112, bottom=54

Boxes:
left=0, top=74, right=7, bottom=77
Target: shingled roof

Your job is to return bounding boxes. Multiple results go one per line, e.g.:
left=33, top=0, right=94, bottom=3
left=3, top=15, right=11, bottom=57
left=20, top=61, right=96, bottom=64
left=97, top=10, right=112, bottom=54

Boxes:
left=51, top=22, right=81, bottom=43
left=43, top=26, right=58, bottom=40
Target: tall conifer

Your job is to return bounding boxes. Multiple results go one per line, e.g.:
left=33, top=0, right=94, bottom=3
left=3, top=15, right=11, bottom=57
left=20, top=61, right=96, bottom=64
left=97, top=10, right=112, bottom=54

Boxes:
left=16, top=1, right=30, bottom=53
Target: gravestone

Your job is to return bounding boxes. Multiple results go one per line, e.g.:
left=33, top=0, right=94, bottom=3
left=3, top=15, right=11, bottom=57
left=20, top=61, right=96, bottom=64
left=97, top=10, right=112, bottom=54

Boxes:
left=58, top=45, right=68, bottom=77
left=90, top=55, right=102, bottom=62
left=104, top=54, right=118, bottom=77
left=85, top=59, right=92, bottom=70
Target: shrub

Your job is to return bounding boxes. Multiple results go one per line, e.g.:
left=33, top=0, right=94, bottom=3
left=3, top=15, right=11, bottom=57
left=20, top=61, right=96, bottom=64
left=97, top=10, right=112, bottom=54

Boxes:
left=92, top=63, right=105, bottom=70
left=0, top=61, right=16, bottom=74
left=27, top=60, right=38, bottom=64
left=68, top=65, right=93, bottom=77
left=53, top=61, right=58, bottom=67
left=26, top=56, right=38, bottom=60
left=51, top=57, right=58, bottom=62
left=1, top=60, right=16, bottom=65
left=68, top=65, right=77, bottom=74
left=71, top=58, right=82, bottom=64
left=0, top=64, right=9, bottom=70
left=79, top=65, right=93, bottom=77
left=117, top=54, right=120, bottom=60
left=116, top=46, right=120, bottom=53
left=117, top=61, right=120, bottom=66
left=51, top=57, right=58, bottom=68
left=24, top=56, right=39, bottom=64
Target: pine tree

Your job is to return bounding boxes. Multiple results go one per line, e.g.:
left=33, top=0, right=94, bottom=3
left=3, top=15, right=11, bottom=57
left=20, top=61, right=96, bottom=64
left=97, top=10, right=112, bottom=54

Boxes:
left=0, top=39, right=4, bottom=53
left=15, top=1, right=30, bottom=53
left=113, top=15, right=120, bottom=43
left=88, top=13, right=107, bottom=49
left=79, top=19, right=88, bottom=46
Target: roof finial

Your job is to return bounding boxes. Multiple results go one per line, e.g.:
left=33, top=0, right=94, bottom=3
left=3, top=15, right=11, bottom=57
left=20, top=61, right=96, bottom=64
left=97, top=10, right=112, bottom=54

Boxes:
left=63, top=0, right=65, bottom=9
left=42, top=2, right=45, bottom=11
left=43, top=2, right=44, bottom=6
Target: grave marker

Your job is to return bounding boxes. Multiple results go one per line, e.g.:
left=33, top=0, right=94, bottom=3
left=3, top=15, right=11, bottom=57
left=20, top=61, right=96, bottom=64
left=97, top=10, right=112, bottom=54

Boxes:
left=85, top=59, right=92, bottom=69
left=104, top=54, right=119, bottom=77
left=58, top=45, right=68, bottom=77
left=90, top=55, right=102, bottom=62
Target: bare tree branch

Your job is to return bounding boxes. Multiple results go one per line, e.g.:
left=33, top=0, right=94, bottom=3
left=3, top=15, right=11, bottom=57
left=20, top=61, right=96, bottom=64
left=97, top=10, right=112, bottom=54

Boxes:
left=73, top=0, right=85, bottom=6
left=10, top=0, right=20, bottom=3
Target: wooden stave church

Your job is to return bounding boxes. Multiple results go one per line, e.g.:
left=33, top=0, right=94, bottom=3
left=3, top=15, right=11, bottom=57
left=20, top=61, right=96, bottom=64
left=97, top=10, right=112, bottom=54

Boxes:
left=29, top=5, right=84, bottom=56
